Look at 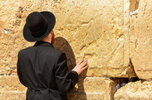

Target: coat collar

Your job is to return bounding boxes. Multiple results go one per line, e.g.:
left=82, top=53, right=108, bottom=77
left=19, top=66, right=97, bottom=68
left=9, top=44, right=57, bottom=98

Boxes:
left=33, top=40, right=54, bottom=47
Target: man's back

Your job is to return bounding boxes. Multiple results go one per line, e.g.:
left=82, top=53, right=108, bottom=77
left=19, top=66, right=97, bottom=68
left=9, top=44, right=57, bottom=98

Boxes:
left=17, top=41, right=78, bottom=100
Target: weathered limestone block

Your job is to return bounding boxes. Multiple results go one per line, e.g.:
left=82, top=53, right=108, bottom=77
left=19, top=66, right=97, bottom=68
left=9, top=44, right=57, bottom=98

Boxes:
left=0, top=75, right=26, bottom=91
left=0, top=92, right=26, bottom=100
left=130, top=0, right=152, bottom=80
left=0, top=75, right=26, bottom=100
left=44, top=0, right=136, bottom=77
left=114, top=80, right=152, bottom=100
left=68, top=77, right=116, bottom=100
left=0, top=0, right=35, bottom=75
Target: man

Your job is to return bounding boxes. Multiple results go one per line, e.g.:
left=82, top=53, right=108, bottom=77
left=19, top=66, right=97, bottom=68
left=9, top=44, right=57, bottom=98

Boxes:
left=17, top=11, right=88, bottom=100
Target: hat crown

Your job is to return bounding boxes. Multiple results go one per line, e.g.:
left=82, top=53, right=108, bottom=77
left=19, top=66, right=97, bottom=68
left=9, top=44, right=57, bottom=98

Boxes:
left=23, top=11, right=56, bottom=42
left=26, top=12, right=48, bottom=37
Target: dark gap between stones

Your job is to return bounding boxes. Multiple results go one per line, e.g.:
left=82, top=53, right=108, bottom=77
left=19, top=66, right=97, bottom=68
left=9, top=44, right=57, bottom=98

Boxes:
left=110, top=77, right=140, bottom=90
left=110, top=58, right=140, bottom=90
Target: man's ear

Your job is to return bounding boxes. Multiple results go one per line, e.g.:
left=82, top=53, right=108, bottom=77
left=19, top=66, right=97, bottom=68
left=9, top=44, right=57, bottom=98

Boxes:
left=50, top=30, right=54, bottom=35
left=48, top=31, right=53, bottom=37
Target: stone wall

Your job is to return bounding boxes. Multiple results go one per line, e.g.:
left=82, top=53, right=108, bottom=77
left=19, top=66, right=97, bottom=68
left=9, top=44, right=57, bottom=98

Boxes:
left=0, top=0, right=152, bottom=100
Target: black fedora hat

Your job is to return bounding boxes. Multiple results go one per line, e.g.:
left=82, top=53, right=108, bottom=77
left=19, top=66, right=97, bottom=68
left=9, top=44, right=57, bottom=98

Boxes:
left=23, top=11, right=56, bottom=42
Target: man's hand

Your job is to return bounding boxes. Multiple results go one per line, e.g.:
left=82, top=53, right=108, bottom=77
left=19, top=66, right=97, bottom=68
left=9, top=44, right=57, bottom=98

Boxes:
left=72, top=59, right=88, bottom=75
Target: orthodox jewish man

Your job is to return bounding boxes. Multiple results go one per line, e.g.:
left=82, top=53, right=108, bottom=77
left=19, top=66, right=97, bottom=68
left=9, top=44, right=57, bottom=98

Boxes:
left=17, top=11, right=88, bottom=100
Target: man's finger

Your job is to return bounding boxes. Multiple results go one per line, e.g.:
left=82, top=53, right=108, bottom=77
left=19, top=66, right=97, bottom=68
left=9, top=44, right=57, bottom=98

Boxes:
left=78, top=59, right=84, bottom=65
left=81, top=59, right=87, bottom=64
left=81, top=61, right=87, bottom=67
left=81, top=65, right=88, bottom=70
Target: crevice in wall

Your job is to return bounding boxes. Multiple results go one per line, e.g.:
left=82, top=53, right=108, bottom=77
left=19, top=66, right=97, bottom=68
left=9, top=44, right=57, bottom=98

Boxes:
left=130, top=0, right=140, bottom=12
left=110, top=59, right=140, bottom=91
left=130, top=0, right=140, bottom=16
left=127, top=58, right=137, bottom=78
left=135, top=0, right=140, bottom=10
left=130, top=0, right=136, bottom=12
left=111, top=77, right=139, bottom=90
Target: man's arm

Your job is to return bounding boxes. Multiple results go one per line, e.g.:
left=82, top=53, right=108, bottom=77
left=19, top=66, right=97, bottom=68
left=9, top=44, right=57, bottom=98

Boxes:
left=55, top=52, right=88, bottom=93
left=54, top=53, right=78, bottom=93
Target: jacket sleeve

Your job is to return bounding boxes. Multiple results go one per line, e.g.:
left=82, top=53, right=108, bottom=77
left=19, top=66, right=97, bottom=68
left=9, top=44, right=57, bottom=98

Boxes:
left=54, top=52, right=78, bottom=93
left=17, top=51, right=27, bottom=87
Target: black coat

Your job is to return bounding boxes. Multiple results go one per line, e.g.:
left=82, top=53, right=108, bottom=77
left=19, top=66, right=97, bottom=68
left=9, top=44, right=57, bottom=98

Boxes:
left=17, top=40, right=78, bottom=100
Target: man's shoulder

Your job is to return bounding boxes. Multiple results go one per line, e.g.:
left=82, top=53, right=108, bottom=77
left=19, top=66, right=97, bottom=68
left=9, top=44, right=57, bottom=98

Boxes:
left=18, top=46, right=33, bottom=57
left=50, top=47, right=65, bottom=57
left=45, top=47, right=66, bottom=59
left=18, top=46, right=33, bottom=53
left=18, top=46, right=65, bottom=58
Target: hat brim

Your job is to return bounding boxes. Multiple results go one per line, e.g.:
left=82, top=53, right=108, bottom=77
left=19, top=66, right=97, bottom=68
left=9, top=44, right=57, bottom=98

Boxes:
left=23, top=11, right=56, bottom=42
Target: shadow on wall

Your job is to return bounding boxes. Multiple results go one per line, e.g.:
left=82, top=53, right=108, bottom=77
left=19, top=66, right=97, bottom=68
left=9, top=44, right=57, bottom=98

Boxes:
left=53, top=37, right=88, bottom=100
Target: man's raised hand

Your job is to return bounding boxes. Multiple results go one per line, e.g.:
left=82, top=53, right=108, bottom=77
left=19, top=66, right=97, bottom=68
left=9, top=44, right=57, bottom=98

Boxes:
left=72, top=59, right=88, bottom=75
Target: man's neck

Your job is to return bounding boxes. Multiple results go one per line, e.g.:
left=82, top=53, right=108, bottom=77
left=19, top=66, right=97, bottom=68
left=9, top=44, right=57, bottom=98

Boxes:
left=40, top=39, right=52, bottom=44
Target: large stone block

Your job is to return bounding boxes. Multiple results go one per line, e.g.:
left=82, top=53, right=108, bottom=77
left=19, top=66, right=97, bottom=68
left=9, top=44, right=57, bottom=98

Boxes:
left=0, top=75, right=26, bottom=91
left=46, top=0, right=136, bottom=78
left=0, top=75, right=26, bottom=99
left=68, top=77, right=116, bottom=100
left=0, top=92, right=26, bottom=100
left=68, top=92, right=108, bottom=100
left=130, top=0, right=152, bottom=80
left=114, top=80, right=152, bottom=100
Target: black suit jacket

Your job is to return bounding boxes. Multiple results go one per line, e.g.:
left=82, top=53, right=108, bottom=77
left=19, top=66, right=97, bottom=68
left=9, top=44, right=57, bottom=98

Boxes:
left=17, top=40, right=78, bottom=100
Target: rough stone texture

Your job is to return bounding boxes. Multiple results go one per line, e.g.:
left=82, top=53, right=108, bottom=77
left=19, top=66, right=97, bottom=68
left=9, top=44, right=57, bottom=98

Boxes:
left=50, top=0, right=136, bottom=78
left=67, top=77, right=116, bottom=100
left=0, top=0, right=136, bottom=78
left=0, top=76, right=26, bottom=91
left=0, top=76, right=116, bottom=100
left=0, top=92, right=26, bottom=100
left=0, top=0, right=35, bottom=75
left=114, top=80, right=152, bottom=100
left=0, top=75, right=26, bottom=99
left=130, top=0, right=152, bottom=80
left=2, top=0, right=152, bottom=100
